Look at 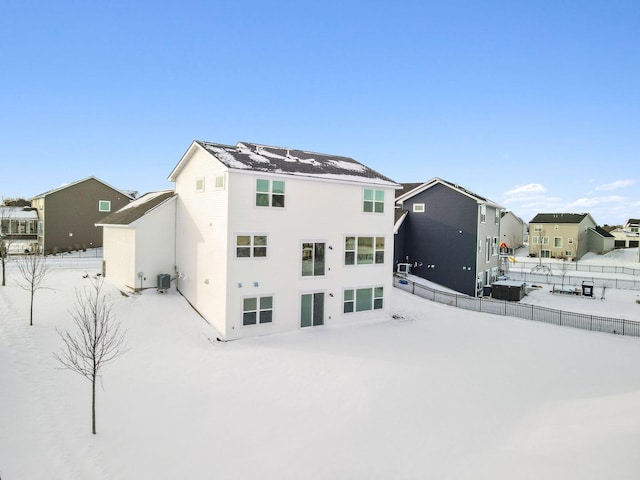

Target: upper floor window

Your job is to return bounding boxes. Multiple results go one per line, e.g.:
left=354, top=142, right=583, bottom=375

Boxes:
left=98, top=200, right=111, bottom=212
left=195, top=178, right=205, bottom=192
left=480, top=205, right=486, bottom=223
left=236, top=235, right=267, bottom=258
left=256, top=179, right=285, bottom=208
left=495, top=209, right=500, bottom=224
left=534, top=225, right=543, bottom=232
left=345, top=236, right=384, bottom=265
left=413, top=203, right=425, bottom=213
left=363, top=189, right=384, bottom=213
left=215, top=175, right=225, bottom=189
left=302, top=242, right=325, bottom=277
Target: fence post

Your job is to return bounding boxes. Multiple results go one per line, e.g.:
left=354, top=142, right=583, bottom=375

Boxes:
left=623, top=319, right=626, bottom=336
left=412, top=281, right=415, bottom=295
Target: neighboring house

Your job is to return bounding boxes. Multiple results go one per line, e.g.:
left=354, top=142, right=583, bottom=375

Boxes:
left=96, top=190, right=176, bottom=291
left=500, top=211, right=526, bottom=251
left=394, top=178, right=504, bottom=297
left=159, top=140, right=399, bottom=340
left=30, top=177, right=134, bottom=254
left=528, top=213, right=614, bottom=259
left=610, top=218, right=640, bottom=249
left=0, top=206, right=39, bottom=253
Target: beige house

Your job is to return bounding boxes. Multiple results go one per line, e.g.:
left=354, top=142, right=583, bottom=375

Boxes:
left=528, top=213, right=614, bottom=260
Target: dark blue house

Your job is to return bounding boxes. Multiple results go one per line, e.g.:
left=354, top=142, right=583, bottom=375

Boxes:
left=394, top=178, right=504, bottom=297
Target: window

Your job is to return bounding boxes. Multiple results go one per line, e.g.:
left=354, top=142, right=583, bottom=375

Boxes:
left=301, top=292, right=324, bottom=327
left=534, top=225, right=543, bottom=232
left=485, top=237, right=491, bottom=262
left=215, top=175, right=224, bottom=189
left=565, top=250, right=573, bottom=257
left=236, top=235, right=267, bottom=258
left=243, top=296, right=273, bottom=326
left=413, top=203, right=425, bottom=213
left=302, top=242, right=325, bottom=276
left=495, top=209, right=500, bottom=225
left=492, top=237, right=498, bottom=255
left=363, top=189, right=384, bottom=213
left=344, top=287, right=383, bottom=313
left=480, top=205, right=486, bottom=223
left=632, top=226, right=639, bottom=233
left=195, top=178, right=205, bottom=192
left=568, top=238, right=574, bottom=244
left=256, top=179, right=285, bottom=207
left=344, top=236, right=384, bottom=265
left=98, top=200, right=111, bottom=212
left=554, top=237, right=563, bottom=248
left=540, top=250, right=551, bottom=258
left=541, top=236, right=549, bottom=245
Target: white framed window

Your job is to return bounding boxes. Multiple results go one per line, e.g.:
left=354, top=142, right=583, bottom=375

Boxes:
left=492, top=237, right=498, bottom=256
left=568, top=238, right=574, bottom=244
left=236, top=235, right=267, bottom=258
left=98, top=200, right=111, bottom=212
left=345, top=236, right=384, bottom=265
left=343, top=287, right=383, bottom=313
left=480, top=205, right=486, bottom=223
left=541, top=250, right=551, bottom=258
left=534, top=225, right=543, bottom=232
left=554, top=237, right=563, bottom=248
left=256, top=179, right=285, bottom=207
left=242, top=296, right=273, bottom=326
left=215, top=175, right=225, bottom=189
left=495, top=209, right=500, bottom=225
left=301, top=242, right=325, bottom=277
left=413, top=203, right=425, bottom=213
left=565, top=250, right=573, bottom=257
left=195, top=178, right=205, bottom=192
left=363, top=189, right=384, bottom=213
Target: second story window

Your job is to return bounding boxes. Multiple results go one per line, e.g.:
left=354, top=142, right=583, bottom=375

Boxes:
left=480, top=204, right=486, bottom=223
left=236, top=235, right=267, bottom=258
left=363, top=189, right=384, bottom=213
left=256, top=179, right=285, bottom=208
left=99, top=200, right=111, bottom=212
left=302, top=242, right=325, bottom=277
left=345, top=236, right=385, bottom=265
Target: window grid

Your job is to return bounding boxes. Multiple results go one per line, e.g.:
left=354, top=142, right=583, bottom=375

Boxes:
left=345, top=236, right=385, bottom=265
left=256, top=179, right=285, bottom=208
left=343, top=287, right=383, bottom=313
left=243, top=296, right=273, bottom=326
left=363, top=189, right=384, bottom=213
left=236, top=235, right=268, bottom=258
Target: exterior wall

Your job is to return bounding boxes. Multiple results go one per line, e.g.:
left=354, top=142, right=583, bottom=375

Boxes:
left=173, top=146, right=396, bottom=340
left=37, top=178, right=131, bottom=253
left=500, top=212, right=524, bottom=249
left=587, top=229, right=614, bottom=255
left=476, top=204, right=501, bottom=295
left=528, top=217, right=596, bottom=260
left=103, top=227, right=136, bottom=288
left=398, top=184, right=481, bottom=297
left=133, top=197, right=176, bottom=290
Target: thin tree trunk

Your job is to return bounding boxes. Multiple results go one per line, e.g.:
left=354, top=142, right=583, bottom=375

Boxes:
left=2, top=259, right=5, bottom=286
left=29, top=288, right=34, bottom=326
left=92, top=374, right=96, bottom=434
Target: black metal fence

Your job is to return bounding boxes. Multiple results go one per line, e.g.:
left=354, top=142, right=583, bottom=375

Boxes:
left=513, top=260, right=640, bottom=277
left=393, top=276, right=640, bottom=338
left=506, top=270, right=640, bottom=290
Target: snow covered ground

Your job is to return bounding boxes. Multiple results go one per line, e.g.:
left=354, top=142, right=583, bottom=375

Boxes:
left=1, top=250, right=640, bottom=479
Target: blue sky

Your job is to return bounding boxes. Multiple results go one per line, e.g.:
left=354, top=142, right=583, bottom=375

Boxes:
left=1, top=1, right=638, bottom=225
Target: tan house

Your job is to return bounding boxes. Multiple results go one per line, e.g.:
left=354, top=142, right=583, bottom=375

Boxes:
left=528, top=213, right=614, bottom=260
left=30, top=177, right=134, bottom=254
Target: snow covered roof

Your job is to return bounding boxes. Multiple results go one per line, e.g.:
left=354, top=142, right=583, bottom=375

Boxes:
left=96, top=190, right=175, bottom=226
left=395, top=177, right=503, bottom=209
left=30, top=176, right=135, bottom=201
left=168, top=140, right=399, bottom=187
left=0, top=206, right=38, bottom=220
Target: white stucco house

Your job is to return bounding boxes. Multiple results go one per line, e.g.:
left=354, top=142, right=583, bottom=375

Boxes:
left=102, top=140, right=399, bottom=340
left=96, top=190, right=176, bottom=291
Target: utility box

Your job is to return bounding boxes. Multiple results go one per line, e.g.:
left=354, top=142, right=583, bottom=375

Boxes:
left=491, top=280, right=526, bottom=301
left=157, top=274, right=171, bottom=291
left=582, top=281, right=594, bottom=297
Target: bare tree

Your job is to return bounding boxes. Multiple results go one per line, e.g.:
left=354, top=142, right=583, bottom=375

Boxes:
left=16, top=252, right=50, bottom=326
left=55, top=277, right=128, bottom=434
left=0, top=208, right=15, bottom=287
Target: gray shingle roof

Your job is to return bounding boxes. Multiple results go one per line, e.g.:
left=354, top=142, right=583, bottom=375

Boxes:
left=191, top=141, right=398, bottom=185
left=530, top=213, right=589, bottom=224
left=96, top=190, right=175, bottom=226
left=593, top=225, right=614, bottom=238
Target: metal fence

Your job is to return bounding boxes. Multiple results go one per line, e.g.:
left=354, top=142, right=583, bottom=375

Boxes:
left=505, top=271, right=640, bottom=291
left=513, top=260, right=640, bottom=277
left=393, top=276, right=640, bottom=338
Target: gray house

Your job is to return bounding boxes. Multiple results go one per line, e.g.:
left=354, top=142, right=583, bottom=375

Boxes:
left=30, top=177, right=134, bottom=254
left=394, top=178, right=504, bottom=297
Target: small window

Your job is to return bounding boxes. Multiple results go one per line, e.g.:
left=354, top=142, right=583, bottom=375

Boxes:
left=413, top=203, right=425, bottom=213
left=480, top=205, right=486, bottom=223
left=215, top=175, right=225, bottom=189
left=534, top=225, right=543, bottom=232
left=98, top=200, right=111, bottom=212
left=495, top=209, right=500, bottom=225
left=236, top=235, right=268, bottom=258
left=243, top=296, right=273, bottom=326
left=363, top=189, right=384, bottom=213
left=256, top=179, right=285, bottom=208
left=195, top=178, right=205, bottom=192
left=568, top=238, right=574, bottom=244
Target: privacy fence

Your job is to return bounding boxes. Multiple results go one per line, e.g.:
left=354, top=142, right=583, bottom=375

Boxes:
left=393, top=275, right=640, bottom=338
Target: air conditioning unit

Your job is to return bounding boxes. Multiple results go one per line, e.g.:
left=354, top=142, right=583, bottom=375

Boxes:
left=157, top=274, right=170, bottom=291
left=396, top=263, right=411, bottom=275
